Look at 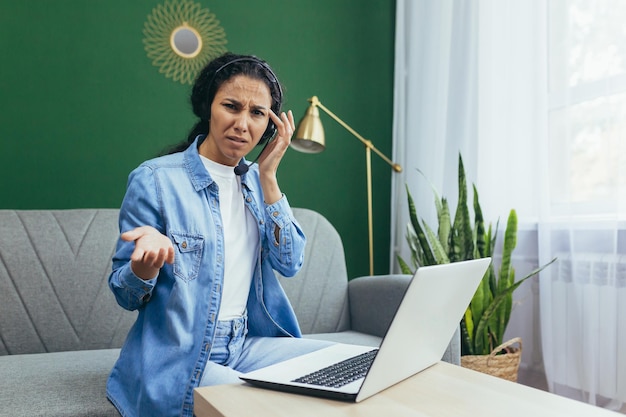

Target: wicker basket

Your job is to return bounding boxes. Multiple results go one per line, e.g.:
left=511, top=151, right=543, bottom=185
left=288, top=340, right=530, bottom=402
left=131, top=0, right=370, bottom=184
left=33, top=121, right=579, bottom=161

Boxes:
left=460, top=337, right=522, bottom=382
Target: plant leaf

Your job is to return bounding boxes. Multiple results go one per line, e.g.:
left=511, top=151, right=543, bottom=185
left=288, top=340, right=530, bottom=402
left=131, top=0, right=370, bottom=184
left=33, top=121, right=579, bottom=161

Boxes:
left=486, top=222, right=498, bottom=295
left=492, top=209, right=518, bottom=347
left=473, top=278, right=524, bottom=355
left=424, top=222, right=450, bottom=264
left=460, top=310, right=473, bottom=356
left=473, top=184, right=486, bottom=258
left=473, top=257, right=557, bottom=354
left=469, top=267, right=493, bottom=352
left=416, top=168, right=443, bottom=218
left=405, top=223, right=423, bottom=268
left=406, top=184, right=436, bottom=265
left=499, top=210, right=518, bottom=292
left=396, top=255, right=413, bottom=275
left=451, top=154, right=474, bottom=262
left=438, top=198, right=451, bottom=256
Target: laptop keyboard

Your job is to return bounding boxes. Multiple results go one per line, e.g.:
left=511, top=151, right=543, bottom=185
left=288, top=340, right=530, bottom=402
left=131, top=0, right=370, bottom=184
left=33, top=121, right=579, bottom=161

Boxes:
left=292, top=349, right=378, bottom=388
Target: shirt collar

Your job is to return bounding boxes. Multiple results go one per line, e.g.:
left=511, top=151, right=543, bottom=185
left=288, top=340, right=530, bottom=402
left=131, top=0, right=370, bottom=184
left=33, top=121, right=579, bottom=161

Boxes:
left=184, top=135, right=253, bottom=191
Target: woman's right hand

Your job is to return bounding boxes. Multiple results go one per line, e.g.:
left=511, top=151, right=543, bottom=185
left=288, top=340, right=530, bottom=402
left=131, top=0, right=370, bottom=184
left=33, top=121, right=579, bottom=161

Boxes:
left=121, top=226, right=175, bottom=280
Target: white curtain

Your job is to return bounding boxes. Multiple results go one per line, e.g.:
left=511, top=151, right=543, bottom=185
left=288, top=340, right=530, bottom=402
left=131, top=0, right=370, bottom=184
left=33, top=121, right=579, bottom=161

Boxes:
left=538, top=0, right=626, bottom=408
left=392, top=0, right=626, bottom=409
left=390, top=0, right=479, bottom=267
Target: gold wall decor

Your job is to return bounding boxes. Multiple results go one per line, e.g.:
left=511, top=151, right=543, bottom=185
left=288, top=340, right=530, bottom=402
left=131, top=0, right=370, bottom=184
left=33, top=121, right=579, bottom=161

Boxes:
left=143, top=0, right=227, bottom=85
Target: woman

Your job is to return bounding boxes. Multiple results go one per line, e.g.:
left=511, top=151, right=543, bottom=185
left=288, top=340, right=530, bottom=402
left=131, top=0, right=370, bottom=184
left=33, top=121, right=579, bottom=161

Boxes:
left=106, top=53, right=331, bottom=417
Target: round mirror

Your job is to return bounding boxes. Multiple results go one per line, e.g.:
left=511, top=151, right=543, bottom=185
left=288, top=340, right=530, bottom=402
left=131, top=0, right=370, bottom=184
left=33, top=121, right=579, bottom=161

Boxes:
left=170, top=24, right=202, bottom=58
left=143, top=0, right=228, bottom=85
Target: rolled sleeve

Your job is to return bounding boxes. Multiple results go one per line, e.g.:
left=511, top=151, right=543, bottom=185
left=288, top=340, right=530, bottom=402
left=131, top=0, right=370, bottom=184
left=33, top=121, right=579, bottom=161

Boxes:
left=110, top=263, right=157, bottom=310
left=265, top=195, right=293, bottom=228
left=264, top=195, right=306, bottom=276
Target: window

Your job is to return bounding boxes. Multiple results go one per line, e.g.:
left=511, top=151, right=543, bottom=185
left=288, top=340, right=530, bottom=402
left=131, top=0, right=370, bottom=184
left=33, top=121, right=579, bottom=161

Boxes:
left=548, top=0, right=626, bottom=217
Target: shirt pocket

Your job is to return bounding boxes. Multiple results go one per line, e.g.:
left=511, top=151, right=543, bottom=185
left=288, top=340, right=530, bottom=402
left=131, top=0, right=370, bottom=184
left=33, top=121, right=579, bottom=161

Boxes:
left=170, top=231, right=204, bottom=282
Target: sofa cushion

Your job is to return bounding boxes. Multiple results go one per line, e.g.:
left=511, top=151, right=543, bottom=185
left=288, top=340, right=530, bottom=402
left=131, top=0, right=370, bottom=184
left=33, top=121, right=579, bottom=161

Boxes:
left=0, top=209, right=136, bottom=355
left=0, top=349, right=121, bottom=417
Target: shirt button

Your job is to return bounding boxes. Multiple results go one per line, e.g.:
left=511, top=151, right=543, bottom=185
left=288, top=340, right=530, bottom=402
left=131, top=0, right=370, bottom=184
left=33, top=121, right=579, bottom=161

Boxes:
left=272, top=211, right=279, bottom=217
left=181, top=241, right=187, bottom=249
left=246, top=197, right=252, bottom=202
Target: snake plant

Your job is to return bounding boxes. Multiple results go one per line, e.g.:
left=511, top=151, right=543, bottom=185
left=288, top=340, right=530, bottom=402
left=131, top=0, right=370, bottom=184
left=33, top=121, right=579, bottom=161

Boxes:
left=398, top=154, right=555, bottom=356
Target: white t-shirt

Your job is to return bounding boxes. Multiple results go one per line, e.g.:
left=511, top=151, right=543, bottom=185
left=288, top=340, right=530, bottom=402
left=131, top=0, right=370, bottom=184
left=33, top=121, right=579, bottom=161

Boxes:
left=201, top=156, right=259, bottom=320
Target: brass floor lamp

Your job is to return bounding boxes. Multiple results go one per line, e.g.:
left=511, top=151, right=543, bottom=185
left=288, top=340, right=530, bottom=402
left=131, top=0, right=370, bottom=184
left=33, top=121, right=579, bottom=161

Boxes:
left=291, top=96, right=402, bottom=276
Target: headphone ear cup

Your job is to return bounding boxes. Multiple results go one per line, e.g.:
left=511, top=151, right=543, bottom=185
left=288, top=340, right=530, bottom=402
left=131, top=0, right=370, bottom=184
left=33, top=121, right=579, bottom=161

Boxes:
left=260, top=121, right=277, bottom=144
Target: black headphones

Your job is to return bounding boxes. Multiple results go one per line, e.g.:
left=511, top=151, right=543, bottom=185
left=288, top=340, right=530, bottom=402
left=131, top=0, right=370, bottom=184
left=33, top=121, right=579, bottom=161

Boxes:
left=207, top=56, right=283, bottom=145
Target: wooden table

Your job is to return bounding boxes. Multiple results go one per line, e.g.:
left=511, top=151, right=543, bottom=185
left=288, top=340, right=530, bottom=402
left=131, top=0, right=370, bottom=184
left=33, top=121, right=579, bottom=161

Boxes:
left=194, top=361, right=621, bottom=417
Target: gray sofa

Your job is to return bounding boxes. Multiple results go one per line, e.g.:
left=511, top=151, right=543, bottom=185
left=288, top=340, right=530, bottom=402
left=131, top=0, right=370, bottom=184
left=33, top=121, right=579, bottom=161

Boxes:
left=0, top=208, right=459, bottom=417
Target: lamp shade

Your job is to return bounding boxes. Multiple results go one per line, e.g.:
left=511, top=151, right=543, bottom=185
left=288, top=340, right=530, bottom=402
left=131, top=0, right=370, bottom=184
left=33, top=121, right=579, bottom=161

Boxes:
left=291, top=103, right=326, bottom=153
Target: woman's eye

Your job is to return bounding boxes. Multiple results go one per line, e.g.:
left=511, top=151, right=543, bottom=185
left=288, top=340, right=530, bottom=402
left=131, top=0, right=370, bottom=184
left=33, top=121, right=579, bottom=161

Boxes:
left=223, top=103, right=236, bottom=110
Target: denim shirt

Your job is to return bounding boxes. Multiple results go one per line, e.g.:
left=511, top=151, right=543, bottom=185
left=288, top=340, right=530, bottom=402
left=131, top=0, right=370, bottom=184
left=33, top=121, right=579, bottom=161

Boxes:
left=106, top=136, right=305, bottom=417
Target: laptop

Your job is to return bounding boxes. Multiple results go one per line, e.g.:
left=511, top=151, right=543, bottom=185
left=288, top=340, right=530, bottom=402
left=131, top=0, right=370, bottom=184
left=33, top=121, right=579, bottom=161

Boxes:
left=240, top=257, right=491, bottom=402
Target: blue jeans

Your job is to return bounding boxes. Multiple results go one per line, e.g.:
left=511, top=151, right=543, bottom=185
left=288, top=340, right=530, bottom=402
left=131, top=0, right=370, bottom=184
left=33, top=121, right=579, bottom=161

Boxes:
left=200, top=315, right=333, bottom=386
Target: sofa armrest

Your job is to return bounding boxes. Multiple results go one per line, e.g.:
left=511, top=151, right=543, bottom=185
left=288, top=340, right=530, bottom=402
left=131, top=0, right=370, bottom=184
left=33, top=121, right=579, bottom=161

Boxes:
left=347, top=274, right=461, bottom=365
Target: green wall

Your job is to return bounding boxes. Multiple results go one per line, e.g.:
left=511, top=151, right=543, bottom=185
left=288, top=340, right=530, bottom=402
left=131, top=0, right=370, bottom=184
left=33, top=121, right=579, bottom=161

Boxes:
left=0, top=0, right=396, bottom=279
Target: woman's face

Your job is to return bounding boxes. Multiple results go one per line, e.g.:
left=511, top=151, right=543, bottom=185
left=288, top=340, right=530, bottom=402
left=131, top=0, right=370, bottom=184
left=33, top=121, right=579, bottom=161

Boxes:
left=199, top=74, right=272, bottom=166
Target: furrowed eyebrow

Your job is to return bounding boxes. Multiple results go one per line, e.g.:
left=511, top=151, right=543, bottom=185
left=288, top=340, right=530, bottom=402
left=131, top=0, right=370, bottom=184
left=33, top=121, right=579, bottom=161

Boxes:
left=251, top=104, right=268, bottom=112
left=223, top=98, right=242, bottom=106
left=222, top=98, right=268, bottom=112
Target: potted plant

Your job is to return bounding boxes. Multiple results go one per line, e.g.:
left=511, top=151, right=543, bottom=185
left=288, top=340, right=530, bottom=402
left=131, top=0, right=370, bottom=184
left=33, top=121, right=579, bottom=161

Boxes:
left=397, top=154, right=555, bottom=381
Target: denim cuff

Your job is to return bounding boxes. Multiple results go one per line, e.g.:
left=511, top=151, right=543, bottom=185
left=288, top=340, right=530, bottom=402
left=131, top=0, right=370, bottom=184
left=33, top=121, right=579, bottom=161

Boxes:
left=265, top=194, right=294, bottom=228
left=119, top=264, right=157, bottom=298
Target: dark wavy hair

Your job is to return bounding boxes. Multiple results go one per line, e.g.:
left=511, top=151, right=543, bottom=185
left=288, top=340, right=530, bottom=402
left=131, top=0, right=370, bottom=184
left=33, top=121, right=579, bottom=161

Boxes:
left=163, top=52, right=283, bottom=155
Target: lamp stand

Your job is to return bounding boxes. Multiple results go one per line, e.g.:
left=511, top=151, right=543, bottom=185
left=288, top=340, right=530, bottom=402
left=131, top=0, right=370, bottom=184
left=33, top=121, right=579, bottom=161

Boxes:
left=366, top=146, right=374, bottom=275
left=294, top=96, right=402, bottom=276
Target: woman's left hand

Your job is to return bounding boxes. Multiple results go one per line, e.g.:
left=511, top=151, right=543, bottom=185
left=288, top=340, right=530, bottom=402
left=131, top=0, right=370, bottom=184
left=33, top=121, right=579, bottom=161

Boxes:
left=257, top=110, right=295, bottom=204
left=257, top=110, right=295, bottom=175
